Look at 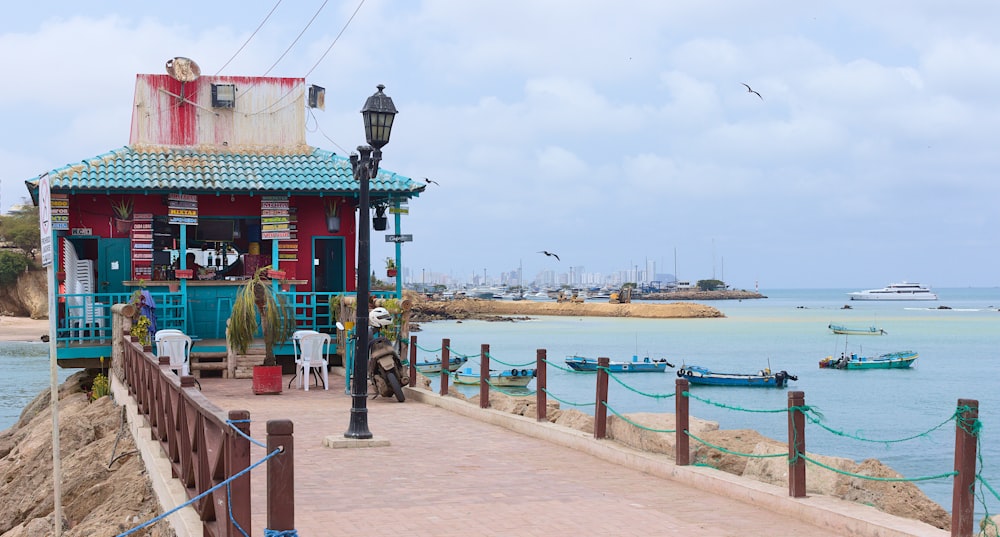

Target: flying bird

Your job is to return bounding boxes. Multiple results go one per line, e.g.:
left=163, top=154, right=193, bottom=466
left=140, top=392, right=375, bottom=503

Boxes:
left=423, top=177, right=440, bottom=186
left=742, top=83, right=763, bottom=100
left=538, top=250, right=560, bottom=261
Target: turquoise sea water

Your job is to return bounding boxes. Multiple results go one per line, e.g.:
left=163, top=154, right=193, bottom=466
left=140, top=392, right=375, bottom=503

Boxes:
left=412, top=288, right=1000, bottom=515
left=2, top=288, right=997, bottom=514
left=0, top=342, right=77, bottom=430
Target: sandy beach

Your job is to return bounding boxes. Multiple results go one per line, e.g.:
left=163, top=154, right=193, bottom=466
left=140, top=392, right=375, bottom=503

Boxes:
left=0, top=316, right=51, bottom=342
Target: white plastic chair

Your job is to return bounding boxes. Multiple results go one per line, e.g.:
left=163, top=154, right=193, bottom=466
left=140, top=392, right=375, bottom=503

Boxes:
left=296, top=332, right=330, bottom=391
left=155, top=330, right=192, bottom=377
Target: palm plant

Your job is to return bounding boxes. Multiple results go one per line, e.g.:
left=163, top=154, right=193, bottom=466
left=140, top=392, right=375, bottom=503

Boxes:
left=228, top=266, right=295, bottom=366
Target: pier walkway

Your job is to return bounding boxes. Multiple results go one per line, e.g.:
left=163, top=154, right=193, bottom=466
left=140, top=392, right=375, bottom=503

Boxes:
left=156, top=373, right=946, bottom=537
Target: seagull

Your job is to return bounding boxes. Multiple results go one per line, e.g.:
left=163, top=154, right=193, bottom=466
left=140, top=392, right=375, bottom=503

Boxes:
left=742, top=83, right=763, bottom=100
left=538, top=250, right=560, bottom=261
left=422, top=177, right=440, bottom=186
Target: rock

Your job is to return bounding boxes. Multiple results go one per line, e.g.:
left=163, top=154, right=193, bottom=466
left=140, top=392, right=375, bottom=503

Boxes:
left=837, top=459, right=949, bottom=530
left=0, top=372, right=172, bottom=537
left=607, top=412, right=718, bottom=461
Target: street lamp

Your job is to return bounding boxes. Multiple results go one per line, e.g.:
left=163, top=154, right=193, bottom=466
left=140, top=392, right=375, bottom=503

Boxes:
left=345, top=84, right=398, bottom=439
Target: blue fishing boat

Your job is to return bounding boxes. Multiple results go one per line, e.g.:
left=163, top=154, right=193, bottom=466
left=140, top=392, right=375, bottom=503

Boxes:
left=414, top=355, right=468, bottom=374
left=819, top=351, right=918, bottom=370
left=828, top=323, right=887, bottom=336
left=565, top=355, right=673, bottom=373
left=676, top=365, right=797, bottom=387
left=452, top=367, right=534, bottom=387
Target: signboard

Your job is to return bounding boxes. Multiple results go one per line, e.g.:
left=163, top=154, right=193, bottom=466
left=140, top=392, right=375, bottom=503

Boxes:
left=168, top=193, right=199, bottom=225
left=385, top=234, right=413, bottom=243
left=38, top=174, right=52, bottom=267
left=71, top=228, right=93, bottom=236
left=388, top=207, right=409, bottom=215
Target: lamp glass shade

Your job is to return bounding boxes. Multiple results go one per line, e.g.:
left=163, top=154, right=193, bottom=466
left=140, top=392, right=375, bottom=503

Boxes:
left=361, top=84, right=397, bottom=149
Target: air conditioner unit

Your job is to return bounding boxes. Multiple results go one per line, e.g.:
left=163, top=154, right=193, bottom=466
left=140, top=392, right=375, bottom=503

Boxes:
left=212, top=84, right=236, bottom=108
left=308, top=85, right=325, bottom=110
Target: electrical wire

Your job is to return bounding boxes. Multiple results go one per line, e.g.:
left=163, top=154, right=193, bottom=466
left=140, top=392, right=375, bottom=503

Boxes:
left=261, top=0, right=329, bottom=77
left=214, top=0, right=284, bottom=75
left=307, top=108, right=350, bottom=154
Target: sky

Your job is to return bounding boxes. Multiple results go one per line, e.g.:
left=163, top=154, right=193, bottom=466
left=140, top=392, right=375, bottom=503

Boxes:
left=2, top=1, right=999, bottom=289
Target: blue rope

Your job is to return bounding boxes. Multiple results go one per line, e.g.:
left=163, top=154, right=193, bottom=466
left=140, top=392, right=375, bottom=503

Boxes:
left=116, top=447, right=282, bottom=536
left=226, top=419, right=267, bottom=448
left=264, top=530, right=299, bottom=536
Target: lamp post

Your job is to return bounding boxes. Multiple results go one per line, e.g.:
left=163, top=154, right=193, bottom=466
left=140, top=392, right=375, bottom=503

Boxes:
left=345, top=84, right=397, bottom=439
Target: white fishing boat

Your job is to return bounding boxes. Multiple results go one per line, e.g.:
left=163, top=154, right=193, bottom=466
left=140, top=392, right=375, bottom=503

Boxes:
left=847, top=282, right=938, bottom=301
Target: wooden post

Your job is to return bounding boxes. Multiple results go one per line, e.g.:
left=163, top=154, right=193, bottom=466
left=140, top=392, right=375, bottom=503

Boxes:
left=951, top=398, right=979, bottom=537
left=479, top=344, right=490, bottom=409
left=226, top=410, right=251, bottom=535
left=594, top=357, right=609, bottom=439
left=787, top=391, right=806, bottom=498
left=675, top=377, right=690, bottom=465
left=440, top=338, right=450, bottom=396
left=536, top=349, right=547, bottom=422
left=266, top=419, right=294, bottom=533
left=408, top=335, right=417, bottom=390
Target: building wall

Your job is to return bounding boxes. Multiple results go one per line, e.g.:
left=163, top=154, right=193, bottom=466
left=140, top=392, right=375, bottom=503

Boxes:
left=130, top=74, right=307, bottom=148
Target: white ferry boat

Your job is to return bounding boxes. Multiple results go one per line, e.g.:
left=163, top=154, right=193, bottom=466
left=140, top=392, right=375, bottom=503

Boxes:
left=847, top=282, right=938, bottom=301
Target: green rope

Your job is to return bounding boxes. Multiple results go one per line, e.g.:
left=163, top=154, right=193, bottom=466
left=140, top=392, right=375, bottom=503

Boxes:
left=414, top=343, right=443, bottom=353
left=541, top=387, right=595, bottom=407
left=800, top=452, right=958, bottom=482
left=443, top=346, right=479, bottom=360
left=603, top=402, right=675, bottom=433
left=686, top=431, right=787, bottom=459
left=543, top=358, right=590, bottom=374
left=684, top=391, right=788, bottom=414
left=484, top=378, right=536, bottom=396
left=484, top=351, right=535, bottom=368
left=803, top=407, right=958, bottom=445
left=606, top=371, right=675, bottom=399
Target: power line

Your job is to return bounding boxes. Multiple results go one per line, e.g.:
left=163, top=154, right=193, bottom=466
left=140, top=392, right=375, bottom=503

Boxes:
left=304, top=0, right=366, bottom=78
left=261, top=0, right=329, bottom=77
left=214, top=0, right=284, bottom=75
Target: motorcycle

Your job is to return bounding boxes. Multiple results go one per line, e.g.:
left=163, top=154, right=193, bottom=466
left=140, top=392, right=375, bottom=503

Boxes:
left=337, top=306, right=408, bottom=402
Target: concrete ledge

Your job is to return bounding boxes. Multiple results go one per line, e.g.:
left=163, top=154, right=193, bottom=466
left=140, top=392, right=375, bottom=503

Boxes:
left=405, top=387, right=948, bottom=537
left=111, top=376, right=202, bottom=537
left=323, top=436, right=391, bottom=449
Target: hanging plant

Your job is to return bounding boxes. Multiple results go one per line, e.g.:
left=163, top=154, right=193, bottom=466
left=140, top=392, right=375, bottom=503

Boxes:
left=111, top=197, right=134, bottom=220
left=325, top=199, right=341, bottom=232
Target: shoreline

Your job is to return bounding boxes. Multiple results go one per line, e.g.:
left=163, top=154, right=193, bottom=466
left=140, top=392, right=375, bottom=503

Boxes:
left=0, top=316, right=50, bottom=342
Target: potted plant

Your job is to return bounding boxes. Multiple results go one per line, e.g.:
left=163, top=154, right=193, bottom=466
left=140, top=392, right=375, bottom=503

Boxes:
left=385, top=257, right=397, bottom=278
left=228, top=266, right=295, bottom=394
left=325, top=199, right=341, bottom=233
left=372, top=200, right=389, bottom=231
left=110, top=196, right=134, bottom=234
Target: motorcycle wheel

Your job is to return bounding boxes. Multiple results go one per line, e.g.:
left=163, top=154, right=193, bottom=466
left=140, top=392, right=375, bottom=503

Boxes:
left=385, top=370, right=405, bottom=402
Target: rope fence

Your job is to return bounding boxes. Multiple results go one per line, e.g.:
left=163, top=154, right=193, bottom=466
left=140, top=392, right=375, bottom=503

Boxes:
left=406, top=334, right=993, bottom=534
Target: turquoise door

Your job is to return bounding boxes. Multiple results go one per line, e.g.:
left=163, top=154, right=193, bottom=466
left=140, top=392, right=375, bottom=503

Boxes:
left=98, top=239, right=131, bottom=296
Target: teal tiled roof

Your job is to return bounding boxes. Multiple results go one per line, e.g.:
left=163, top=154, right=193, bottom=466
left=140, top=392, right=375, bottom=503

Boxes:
left=30, top=145, right=422, bottom=197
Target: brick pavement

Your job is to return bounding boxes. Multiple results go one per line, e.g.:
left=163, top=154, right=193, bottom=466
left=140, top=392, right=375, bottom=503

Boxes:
left=195, top=373, right=945, bottom=537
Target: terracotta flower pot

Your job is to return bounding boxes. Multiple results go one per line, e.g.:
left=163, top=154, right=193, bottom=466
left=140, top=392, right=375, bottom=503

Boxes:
left=387, top=269, right=397, bottom=278
left=115, top=218, right=133, bottom=234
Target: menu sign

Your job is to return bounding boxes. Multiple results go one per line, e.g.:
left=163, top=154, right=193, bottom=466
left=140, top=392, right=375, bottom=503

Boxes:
left=51, top=193, right=70, bottom=231
left=260, top=196, right=290, bottom=240
left=167, top=193, right=198, bottom=225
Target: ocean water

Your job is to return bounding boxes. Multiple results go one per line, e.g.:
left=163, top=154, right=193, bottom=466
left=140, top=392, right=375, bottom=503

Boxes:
left=411, top=288, right=1000, bottom=514
left=0, top=342, right=78, bottom=431
left=2, top=288, right=998, bottom=514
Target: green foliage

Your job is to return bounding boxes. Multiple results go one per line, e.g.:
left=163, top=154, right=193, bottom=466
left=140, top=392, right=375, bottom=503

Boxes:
left=228, top=267, right=294, bottom=366
left=110, top=197, right=134, bottom=219
left=0, top=203, right=40, bottom=260
left=130, top=315, right=151, bottom=346
left=696, top=279, right=726, bottom=291
left=328, top=294, right=341, bottom=323
left=0, top=251, right=29, bottom=286
left=90, top=373, right=110, bottom=401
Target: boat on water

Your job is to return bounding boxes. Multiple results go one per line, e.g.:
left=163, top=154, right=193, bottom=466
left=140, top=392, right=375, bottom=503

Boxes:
left=565, top=355, right=674, bottom=373
left=828, top=323, right=887, bottom=336
left=452, top=367, right=535, bottom=387
left=847, top=282, right=938, bottom=301
left=819, top=350, right=918, bottom=370
left=414, top=355, right=468, bottom=374
left=676, top=365, right=797, bottom=387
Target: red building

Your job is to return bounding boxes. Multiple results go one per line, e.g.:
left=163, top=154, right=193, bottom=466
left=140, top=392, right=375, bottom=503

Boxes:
left=26, top=61, right=422, bottom=366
